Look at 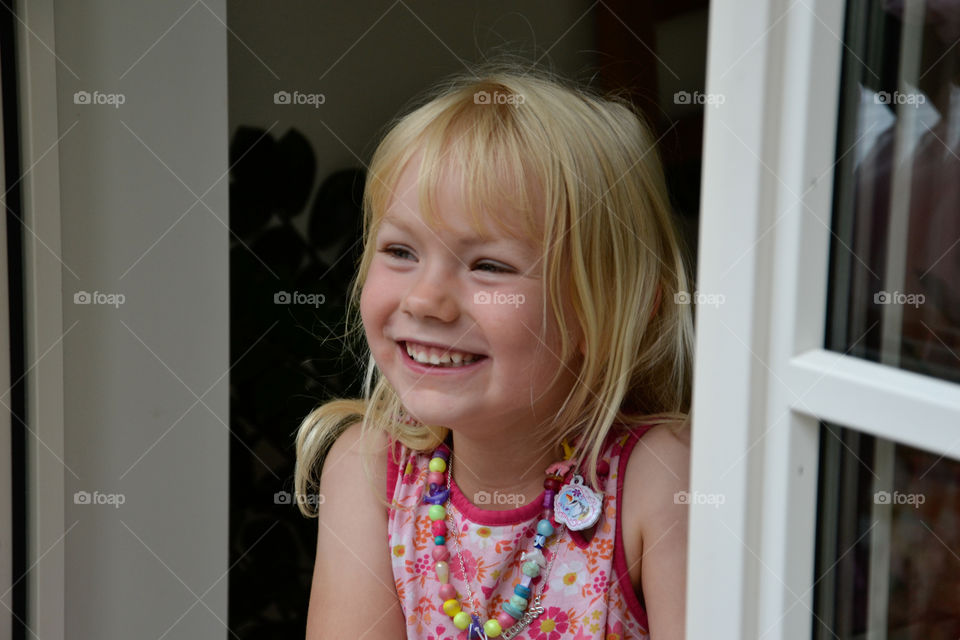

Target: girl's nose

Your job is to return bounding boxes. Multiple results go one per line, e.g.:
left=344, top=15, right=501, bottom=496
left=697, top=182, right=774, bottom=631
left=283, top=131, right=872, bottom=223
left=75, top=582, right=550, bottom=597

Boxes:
left=400, top=268, right=460, bottom=323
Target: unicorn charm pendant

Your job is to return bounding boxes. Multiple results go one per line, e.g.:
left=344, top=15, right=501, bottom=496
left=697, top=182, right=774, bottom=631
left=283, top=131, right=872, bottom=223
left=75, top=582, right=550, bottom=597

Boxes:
left=553, top=474, right=602, bottom=530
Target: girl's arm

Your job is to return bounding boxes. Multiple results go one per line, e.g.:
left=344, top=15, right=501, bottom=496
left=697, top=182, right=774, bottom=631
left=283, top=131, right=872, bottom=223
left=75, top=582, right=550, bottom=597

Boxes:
left=627, top=422, right=691, bottom=639
left=305, top=421, right=406, bottom=639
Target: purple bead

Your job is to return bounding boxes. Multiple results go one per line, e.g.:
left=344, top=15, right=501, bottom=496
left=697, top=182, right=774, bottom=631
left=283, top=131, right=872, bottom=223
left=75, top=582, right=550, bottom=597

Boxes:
left=468, top=614, right=483, bottom=639
left=542, top=491, right=555, bottom=508
left=433, top=446, right=451, bottom=461
left=422, top=488, right=450, bottom=505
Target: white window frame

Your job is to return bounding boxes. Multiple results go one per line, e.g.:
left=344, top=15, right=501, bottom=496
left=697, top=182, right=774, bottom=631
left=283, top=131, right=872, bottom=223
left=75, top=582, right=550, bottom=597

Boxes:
left=687, top=1, right=960, bottom=639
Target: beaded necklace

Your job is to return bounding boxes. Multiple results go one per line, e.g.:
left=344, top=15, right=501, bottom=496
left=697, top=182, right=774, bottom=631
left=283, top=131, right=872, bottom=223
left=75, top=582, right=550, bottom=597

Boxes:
left=422, top=442, right=604, bottom=639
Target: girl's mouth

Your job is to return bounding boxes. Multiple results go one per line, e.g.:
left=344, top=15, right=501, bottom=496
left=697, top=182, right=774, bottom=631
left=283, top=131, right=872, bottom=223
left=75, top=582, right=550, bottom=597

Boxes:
left=399, top=341, right=487, bottom=368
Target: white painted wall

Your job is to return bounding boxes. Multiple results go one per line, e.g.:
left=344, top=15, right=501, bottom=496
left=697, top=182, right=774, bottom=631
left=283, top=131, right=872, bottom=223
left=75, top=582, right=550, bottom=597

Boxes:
left=48, top=1, right=229, bottom=637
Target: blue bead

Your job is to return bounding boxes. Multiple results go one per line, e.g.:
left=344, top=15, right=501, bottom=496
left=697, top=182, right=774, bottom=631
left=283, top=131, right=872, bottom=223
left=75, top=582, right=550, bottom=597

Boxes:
left=502, top=602, right=525, bottom=619
left=536, top=519, right=554, bottom=536
left=435, top=536, right=445, bottom=545
left=514, top=584, right=531, bottom=599
left=534, top=534, right=546, bottom=547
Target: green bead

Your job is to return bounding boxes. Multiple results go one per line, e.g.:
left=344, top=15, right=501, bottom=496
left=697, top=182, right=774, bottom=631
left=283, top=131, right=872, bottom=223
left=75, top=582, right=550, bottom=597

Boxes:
left=509, top=594, right=528, bottom=609
left=453, top=611, right=471, bottom=630
left=428, top=504, right=446, bottom=521
left=434, top=535, right=445, bottom=545
left=429, top=457, right=447, bottom=473
left=484, top=619, right=503, bottom=637
left=522, top=561, right=540, bottom=577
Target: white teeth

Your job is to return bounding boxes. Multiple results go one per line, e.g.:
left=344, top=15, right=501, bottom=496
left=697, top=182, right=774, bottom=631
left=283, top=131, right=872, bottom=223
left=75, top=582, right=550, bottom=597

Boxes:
left=404, top=342, right=480, bottom=367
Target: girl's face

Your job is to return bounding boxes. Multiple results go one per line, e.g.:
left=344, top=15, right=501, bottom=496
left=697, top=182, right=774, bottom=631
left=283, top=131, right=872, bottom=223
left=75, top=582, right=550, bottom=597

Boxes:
left=360, top=159, right=583, bottom=435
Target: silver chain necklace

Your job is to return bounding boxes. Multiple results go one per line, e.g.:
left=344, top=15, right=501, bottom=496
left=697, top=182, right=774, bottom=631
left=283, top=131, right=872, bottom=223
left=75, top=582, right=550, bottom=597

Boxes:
left=445, top=459, right=564, bottom=640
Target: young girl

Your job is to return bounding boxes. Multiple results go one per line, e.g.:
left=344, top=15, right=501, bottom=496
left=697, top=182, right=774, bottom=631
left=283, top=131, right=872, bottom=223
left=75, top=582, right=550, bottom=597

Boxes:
left=295, top=68, right=693, bottom=640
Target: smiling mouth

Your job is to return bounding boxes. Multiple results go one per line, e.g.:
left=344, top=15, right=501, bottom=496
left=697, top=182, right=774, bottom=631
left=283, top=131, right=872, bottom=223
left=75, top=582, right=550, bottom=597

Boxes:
left=400, top=341, right=487, bottom=368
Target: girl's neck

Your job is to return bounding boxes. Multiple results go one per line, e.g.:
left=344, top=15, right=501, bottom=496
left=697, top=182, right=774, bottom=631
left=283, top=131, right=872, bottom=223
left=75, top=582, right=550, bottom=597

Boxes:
left=446, top=427, right=564, bottom=512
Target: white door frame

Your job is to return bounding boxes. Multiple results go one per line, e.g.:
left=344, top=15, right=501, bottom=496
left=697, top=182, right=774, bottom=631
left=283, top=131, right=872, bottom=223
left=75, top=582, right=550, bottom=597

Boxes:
left=687, top=1, right=960, bottom=638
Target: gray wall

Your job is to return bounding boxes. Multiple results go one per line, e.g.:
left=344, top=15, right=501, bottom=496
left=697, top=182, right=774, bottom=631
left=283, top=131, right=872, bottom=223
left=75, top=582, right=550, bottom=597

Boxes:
left=54, top=1, right=229, bottom=637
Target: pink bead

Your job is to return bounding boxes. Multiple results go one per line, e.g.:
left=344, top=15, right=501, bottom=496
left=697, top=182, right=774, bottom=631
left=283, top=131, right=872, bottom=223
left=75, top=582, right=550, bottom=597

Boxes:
left=428, top=471, right=445, bottom=486
left=432, top=546, right=450, bottom=561
left=497, top=612, right=516, bottom=629
left=439, top=583, right=457, bottom=600
left=432, top=521, right=447, bottom=536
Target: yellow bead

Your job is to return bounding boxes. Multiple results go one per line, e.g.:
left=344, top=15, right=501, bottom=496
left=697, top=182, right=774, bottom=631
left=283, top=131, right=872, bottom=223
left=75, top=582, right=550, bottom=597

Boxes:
left=484, top=619, right=503, bottom=637
left=453, top=611, right=471, bottom=630
left=428, top=457, right=447, bottom=473
left=442, top=599, right=461, bottom=617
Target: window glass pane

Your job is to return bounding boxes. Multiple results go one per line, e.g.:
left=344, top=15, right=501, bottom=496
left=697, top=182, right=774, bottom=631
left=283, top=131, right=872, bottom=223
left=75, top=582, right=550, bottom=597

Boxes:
left=814, top=422, right=960, bottom=638
left=826, top=0, right=960, bottom=383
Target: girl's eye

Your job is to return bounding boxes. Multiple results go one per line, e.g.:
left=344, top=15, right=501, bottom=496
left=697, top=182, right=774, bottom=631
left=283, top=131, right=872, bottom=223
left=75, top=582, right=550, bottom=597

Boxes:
left=474, top=261, right=513, bottom=274
left=380, top=246, right=415, bottom=261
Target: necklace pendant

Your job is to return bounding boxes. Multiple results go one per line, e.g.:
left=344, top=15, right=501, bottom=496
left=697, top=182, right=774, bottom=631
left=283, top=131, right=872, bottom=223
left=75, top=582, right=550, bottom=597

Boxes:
left=553, top=474, right=603, bottom=531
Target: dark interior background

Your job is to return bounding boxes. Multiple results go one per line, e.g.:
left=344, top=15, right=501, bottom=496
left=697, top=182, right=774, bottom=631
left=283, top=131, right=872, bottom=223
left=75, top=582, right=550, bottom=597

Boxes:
left=225, top=1, right=709, bottom=635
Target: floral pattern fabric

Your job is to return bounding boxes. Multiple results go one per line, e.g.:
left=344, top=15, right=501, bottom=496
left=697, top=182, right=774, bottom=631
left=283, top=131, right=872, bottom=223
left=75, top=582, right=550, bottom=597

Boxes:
left=386, top=425, right=654, bottom=639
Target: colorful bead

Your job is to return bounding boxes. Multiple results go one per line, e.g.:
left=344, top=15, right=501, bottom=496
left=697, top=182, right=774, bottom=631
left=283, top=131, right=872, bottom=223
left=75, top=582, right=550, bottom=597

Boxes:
left=434, top=535, right=445, bottom=545
left=484, top=619, right=503, bottom=637
left=468, top=614, right=484, bottom=639
left=438, top=583, right=457, bottom=600
left=513, top=584, right=531, bottom=599
left=544, top=476, right=562, bottom=491
left=432, top=521, right=447, bottom=536
left=502, top=601, right=525, bottom=619
left=542, top=491, right=555, bottom=508
left=428, top=457, right=447, bottom=473
left=597, top=460, right=610, bottom=476
left=453, top=611, right=472, bottom=630
left=522, top=548, right=546, bottom=566
left=534, top=534, right=546, bottom=547
left=442, top=599, right=461, bottom=616
left=428, top=504, right=446, bottom=521
left=536, top=519, right=555, bottom=536
left=428, top=471, right=445, bottom=486
left=431, top=546, right=450, bottom=561
left=435, top=561, right=449, bottom=583
left=433, top=446, right=450, bottom=461
left=509, top=594, right=528, bottom=609
left=520, top=574, right=533, bottom=588
left=497, top=611, right=516, bottom=629
left=522, top=561, right=540, bottom=577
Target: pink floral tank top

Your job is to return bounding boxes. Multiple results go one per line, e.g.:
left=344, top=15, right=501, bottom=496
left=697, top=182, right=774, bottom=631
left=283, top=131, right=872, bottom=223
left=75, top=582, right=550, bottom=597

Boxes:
left=386, top=424, right=653, bottom=639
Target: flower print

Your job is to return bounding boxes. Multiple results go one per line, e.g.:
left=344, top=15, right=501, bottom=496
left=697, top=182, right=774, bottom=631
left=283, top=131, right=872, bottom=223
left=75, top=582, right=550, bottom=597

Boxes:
left=414, top=514, right=435, bottom=550
left=449, top=547, right=484, bottom=584
left=549, top=559, right=586, bottom=596
left=466, top=524, right=496, bottom=549
left=528, top=606, right=570, bottom=640
left=591, top=569, right=609, bottom=595
left=401, top=458, right=419, bottom=485
left=392, top=544, right=407, bottom=559
left=571, top=627, right=592, bottom=640
left=426, top=625, right=455, bottom=640
left=606, top=619, right=625, bottom=640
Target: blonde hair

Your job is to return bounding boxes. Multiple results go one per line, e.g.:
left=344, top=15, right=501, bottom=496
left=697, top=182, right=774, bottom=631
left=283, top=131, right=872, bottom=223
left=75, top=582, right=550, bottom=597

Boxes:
left=294, top=66, right=694, bottom=517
